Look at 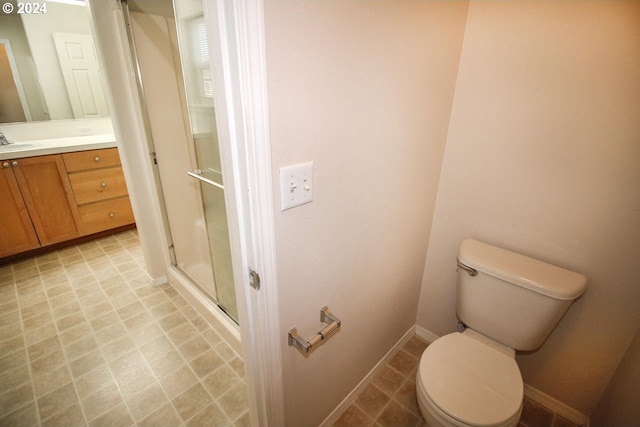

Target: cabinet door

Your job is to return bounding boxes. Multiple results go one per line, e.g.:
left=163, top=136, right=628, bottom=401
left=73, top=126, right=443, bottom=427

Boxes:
left=12, top=155, right=82, bottom=246
left=0, top=164, right=40, bottom=258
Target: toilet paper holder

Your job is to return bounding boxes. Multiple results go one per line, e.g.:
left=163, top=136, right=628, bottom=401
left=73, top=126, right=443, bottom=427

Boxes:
left=288, top=306, right=341, bottom=356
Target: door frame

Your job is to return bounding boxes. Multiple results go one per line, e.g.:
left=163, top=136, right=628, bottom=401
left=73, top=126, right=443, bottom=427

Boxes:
left=87, top=0, right=284, bottom=425
left=204, top=1, right=284, bottom=425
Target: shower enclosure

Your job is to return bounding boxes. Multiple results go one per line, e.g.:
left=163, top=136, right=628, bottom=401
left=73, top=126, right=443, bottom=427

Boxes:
left=122, top=0, right=238, bottom=322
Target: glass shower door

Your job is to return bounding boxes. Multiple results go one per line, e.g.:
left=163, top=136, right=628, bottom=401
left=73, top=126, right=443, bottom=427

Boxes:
left=174, top=0, right=238, bottom=322
left=187, top=167, right=236, bottom=320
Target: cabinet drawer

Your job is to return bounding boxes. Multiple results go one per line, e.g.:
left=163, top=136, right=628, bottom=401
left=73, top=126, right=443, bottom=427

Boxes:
left=63, top=148, right=121, bottom=172
left=69, top=167, right=128, bottom=205
left=78, top=196, right=135, bottom=235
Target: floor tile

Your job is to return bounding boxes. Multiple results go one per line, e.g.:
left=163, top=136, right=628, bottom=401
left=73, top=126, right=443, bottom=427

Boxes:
left=334, top=404, right=374, bottom=427
left=202, top=365, right=241, bottom=398
left=186, top=402, right=231, bottom=427
left=32, top=365, right=72, bottom=398
left=0, top=382, right=34, bottom=417
left=160, top=365, right=199, bottom=399
left=173, top=383, right=212, bottom=421
left=37, top=382, right=78, bottom=420
left=1, top=364, right=30, bottom=392
left=190, top=348, right=225, bottom=378
left=87, top=402, right=134, bottom=427
left=355, top=383, right=390, bottom=418
left=126, top=382, right=169, bottom=421
left=373, top=365, right=405, bottom=395
left=138, top=402, right=182, bottom=427
left=0, top=231, right=247, bottom=427
left=377, top=400, right=419, bottom=427
left=388, top=349, right=419, bottom=377
left=218, top=382, right=249, bottom=421
left=0, top=400, right=39, bottom=427
left=80, top=382, right=123, bottom=421
left=75, top=364, right=114, bottom=398
left=42, top=402, right=85, bottom=427
left=395, top=379, right=420, bottom=415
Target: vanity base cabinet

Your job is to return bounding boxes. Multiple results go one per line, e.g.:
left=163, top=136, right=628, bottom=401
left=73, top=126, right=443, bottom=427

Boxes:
left=1, top=155, right=81, bottom=258
left=13, top=155, right=83, bottom=246
left=63, top=148, right=135, bottom=236
left=0, top=164, right=40, bottom=258
left=1, top=147, right=136, bottom=262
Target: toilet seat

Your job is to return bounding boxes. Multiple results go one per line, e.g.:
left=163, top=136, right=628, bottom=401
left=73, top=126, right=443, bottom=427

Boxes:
left=417, top=332, right=523, bottom=427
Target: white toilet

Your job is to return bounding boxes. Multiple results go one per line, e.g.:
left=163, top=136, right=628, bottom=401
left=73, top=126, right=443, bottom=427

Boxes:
left=416, top=239, right=587, bottom=427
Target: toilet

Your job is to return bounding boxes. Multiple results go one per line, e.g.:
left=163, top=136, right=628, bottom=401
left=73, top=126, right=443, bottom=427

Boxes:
left=416, top=239, right=587, bottom=427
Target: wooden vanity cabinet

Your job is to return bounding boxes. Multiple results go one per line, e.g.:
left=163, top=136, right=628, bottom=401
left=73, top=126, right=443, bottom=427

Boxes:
left=63, top=148, right=135, bottom=235
left=14, top=155, right=83, bottom=245
left=1, top=147, right=135, bottom=261
left=0, top=155, right=82, bottom=258
left=0, top=163, right=40, bottom=258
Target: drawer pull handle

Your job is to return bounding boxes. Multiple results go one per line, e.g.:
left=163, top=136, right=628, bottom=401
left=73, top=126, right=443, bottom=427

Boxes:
left=101, top=182, right=107, bottom=188
left=11, top=161, right=18, bottom=167
left=109, top=212, right=116, bottom=218
left=2, top=162, right=8, bottom=168
left=94, top=156, right=101, bottom=162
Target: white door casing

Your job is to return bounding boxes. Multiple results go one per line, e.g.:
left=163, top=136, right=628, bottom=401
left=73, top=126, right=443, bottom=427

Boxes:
left=204, top=1, right=284, bottom=425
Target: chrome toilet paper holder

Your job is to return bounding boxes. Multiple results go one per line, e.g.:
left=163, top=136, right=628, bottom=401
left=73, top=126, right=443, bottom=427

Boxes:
left=288, top=306, right=341, bottom=356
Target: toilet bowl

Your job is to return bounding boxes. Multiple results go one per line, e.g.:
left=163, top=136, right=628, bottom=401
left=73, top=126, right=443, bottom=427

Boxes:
left=416, top=331, right=522, bottom=427
left=415, top=239, right=587, bottom=427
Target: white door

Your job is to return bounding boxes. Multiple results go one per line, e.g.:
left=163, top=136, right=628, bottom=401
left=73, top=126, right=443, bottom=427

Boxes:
left=53, top=33, right=108, bottom=119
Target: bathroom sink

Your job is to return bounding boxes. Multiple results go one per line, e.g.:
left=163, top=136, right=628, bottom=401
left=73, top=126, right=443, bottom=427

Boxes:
left=0, top=143, right=36, bottom=152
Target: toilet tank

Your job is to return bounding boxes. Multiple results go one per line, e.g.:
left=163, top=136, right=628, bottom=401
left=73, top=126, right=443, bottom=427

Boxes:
left=456, top=239, right=587, bottom=351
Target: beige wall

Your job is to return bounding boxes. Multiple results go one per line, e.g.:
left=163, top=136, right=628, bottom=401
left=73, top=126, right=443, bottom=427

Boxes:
left=416, top=0, right=640, bottom=416
left=263, top=1, right=469, bottom=425
left=591, top=326, right=640, bottom=426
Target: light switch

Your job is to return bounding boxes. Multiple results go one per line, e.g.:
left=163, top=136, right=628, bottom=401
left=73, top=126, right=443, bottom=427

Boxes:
left=280, top=161, right=313, bottom=211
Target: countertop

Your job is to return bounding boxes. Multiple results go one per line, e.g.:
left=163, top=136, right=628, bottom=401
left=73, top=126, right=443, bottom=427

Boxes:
left=0, top=134, right=117, bottom=161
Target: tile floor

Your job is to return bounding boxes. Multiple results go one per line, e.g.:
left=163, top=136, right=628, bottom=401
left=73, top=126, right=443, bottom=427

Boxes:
left=0, top=230, right=249, bottom=427
left=333, top=335, right=583, bottom=427
left=333, top=336, right=428, bottom=427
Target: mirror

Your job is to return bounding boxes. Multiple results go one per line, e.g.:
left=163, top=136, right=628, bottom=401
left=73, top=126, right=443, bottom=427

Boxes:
left=0, top=0, right=109, bottom=124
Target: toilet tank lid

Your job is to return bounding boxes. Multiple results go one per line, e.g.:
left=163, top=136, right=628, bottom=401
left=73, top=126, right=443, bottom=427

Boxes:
left=458, top=239, right=587, bottom=300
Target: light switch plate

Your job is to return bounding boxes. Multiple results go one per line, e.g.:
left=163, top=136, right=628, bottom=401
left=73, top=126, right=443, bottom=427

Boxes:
left=280, top=161, right=313, bottom=211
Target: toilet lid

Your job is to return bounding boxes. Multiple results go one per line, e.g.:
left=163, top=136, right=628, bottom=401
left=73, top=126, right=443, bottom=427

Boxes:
left=419, top=333, right=523, bottom=427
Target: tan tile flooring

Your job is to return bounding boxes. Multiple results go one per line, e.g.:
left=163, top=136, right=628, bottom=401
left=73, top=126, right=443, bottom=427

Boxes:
left=0, top=230, right=249, bottom=427
left=333, top=336, right=583, bottom=427
left=333, top=336, right=428, bottom=427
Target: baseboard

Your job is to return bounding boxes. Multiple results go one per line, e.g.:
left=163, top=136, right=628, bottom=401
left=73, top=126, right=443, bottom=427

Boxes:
left=524, top=384, right=589, bottom=427
left=152, top=275, right=169, bottom=286
left=414, top=324, right=439, bottom=343
left=319, top=325, right=417, bottom=427
left=166, top=267, right=242, bottom=356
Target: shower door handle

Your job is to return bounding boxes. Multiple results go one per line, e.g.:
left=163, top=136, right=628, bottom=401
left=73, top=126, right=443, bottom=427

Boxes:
left=187, top=170, right=225, bottom=190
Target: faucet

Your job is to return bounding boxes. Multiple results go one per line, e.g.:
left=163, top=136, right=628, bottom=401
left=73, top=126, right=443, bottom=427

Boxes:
left=0, top=129, right=12, bottom=145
